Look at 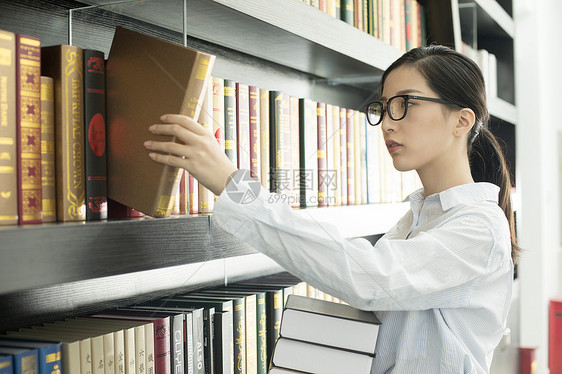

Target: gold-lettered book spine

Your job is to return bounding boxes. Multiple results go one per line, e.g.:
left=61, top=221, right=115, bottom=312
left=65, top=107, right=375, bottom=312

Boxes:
left=0, top=29, right=17, bottom=225
left=16, top=33, right=42, bottom=224
left=41, top=44, right=86, bottom=221
left=41, top=75, right=56, bottom=222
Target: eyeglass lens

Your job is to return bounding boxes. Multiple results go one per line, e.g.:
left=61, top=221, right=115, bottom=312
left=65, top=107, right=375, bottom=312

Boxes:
left=367, top=96, right=408, bottom=125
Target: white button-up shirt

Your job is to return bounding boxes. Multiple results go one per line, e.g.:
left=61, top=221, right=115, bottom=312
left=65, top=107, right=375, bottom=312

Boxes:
left=212, top=173, right=513, bottom=373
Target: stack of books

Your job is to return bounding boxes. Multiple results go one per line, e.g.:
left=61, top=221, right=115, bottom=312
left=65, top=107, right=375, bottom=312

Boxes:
left=269, top=295, right=381, bottom=374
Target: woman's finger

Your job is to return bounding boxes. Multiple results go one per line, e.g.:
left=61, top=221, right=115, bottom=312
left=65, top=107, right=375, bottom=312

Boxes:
left=143, top=140, right=191, bottom=159
left=148, top=122, right=199, bottom=146
left=147, top=151, right=189, bottom=168
left=160, top=114, right=207, bottom=136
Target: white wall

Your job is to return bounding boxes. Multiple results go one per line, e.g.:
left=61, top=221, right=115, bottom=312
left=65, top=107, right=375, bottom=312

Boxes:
left=515, top=0, right=562, bottom=372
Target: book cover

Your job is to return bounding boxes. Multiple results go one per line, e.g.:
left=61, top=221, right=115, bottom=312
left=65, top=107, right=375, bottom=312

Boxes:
left=353, top=110, right=362, bottom=204
left=269, top=91, right=291, bottom=197
left=213, top=311, right=234, bottom=374
left=345, top=108, right=355, bottom=205
left=298, top=98, right=317, bottom=208
left=179, top=169, right=188, bottom=214
left=354, top=0, right=363, bottom=30
left=0, top=355, right=12, bottom=374
left=40, top=76, right=56, bottom=222
left=281, top=294, right=380, bottom=354
left=289, top=96, right=300, bottom=208
left=316, top=102, right=327, bottom=207
left=0, top=29, right=17, bottom=225
left=271, top=338, right=373, bottom=374
left=41, top=44, right=86, bottom=222
left=0, top=338, right=61, bottom=374
left=236, top=82, right=250, bottom=172
left=249, top=85, right=260, bottom=182
left=224, top=79, right=238, bottom=167
left=16, top=34, right=42, bottom=224
left=199, top=79, right=214, bottom=214
left=259, top=89, right=270, bottom=191
left=330, top=104, right=341, bottom=206
left=339, top=107, right=348, bottom=206
left=0, top=347, right=38, bottom=374
left=105, top=27, right=215, bottom=217
left=83, top=49, right=107, bottom=220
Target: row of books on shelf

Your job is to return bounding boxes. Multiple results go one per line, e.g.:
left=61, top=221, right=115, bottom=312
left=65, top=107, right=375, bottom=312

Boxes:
left=0, top=273, right=381, bottom=374
left=460, top=42, right=499, bottom=100
left=0, top=26, right=421, bottom=226
left=301, top=0, right=427, bottom=51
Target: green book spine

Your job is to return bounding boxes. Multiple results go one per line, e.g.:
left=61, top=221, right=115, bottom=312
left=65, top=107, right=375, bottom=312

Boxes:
left=340, top=0, right=354, bottom=25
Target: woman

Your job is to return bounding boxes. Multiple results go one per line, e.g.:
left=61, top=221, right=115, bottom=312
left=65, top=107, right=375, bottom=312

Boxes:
left=144, top=45, right=518, bottom=373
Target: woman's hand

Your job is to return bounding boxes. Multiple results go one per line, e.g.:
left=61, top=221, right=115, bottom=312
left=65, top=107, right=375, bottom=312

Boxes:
left=143, top=114, right=237, bottom=196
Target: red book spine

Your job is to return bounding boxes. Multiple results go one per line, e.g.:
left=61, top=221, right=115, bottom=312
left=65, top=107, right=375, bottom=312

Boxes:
left=16, top=34, right=42, bottom=224
left=346, top=108, right=355, bottom=205
left=317, top=102, right=327, bottom=207
left=249, top=85, right=260, bottom=180
left=107, top=199, right=145, bottom=218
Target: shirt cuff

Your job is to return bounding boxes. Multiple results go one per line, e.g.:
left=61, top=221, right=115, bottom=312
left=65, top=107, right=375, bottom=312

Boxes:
left=212, top=169, right=269, bottom=241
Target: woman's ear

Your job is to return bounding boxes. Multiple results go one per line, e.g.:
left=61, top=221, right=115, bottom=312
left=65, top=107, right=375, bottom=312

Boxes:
left=454, top=108, right=476, bottom=137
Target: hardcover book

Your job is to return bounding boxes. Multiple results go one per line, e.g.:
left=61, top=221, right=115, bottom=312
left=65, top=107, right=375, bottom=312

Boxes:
left=289, top=96, right=300, bottom=208
left=16, top=34, right=42, bottom=224
left=83, top=49, right=107, bottom=220
left=339, top=107, right=347, bottom=205
left=269, top=91, right=291, bottom=197
left=325, top=103, right=335, bottom=206
left=298, top=98, right=318, bottom=208
left=40, top=76, right=56, bottom=222
left=105, top=27, right=215, bottom=217
left=259, top=89, right=270, bottom=190
left=345, top=108, right=355, bottom=204
left=249, top=85, right=260, bottom=181
left=0, top=347, right=38, bottom=374
left=270, top=338, right=373, bottom=374
left=224, top=79, right=237, bottom=166
left=236, top=82, right=250, bottom=172
left=41, top=44, right=86, bottom=222
left=198, top=80, right=214, bottom=214
left=0, top=338, right=62, bottom=374
left=0, top=355, right=12, bottom=374
left=316, top=102, right=327, bottom=207
left=330, top=104, right=341, bottom=206
left=0, top=29, right=17, bottom=226
left=280, top=295, right=380, bottom=355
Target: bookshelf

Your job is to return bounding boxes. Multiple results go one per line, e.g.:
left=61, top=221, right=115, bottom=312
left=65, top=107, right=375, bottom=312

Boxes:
left=0, top=0, right=518, bottom=341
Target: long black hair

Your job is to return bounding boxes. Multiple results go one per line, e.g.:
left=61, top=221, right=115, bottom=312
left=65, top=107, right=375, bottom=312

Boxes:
left=380, top=45, right=520, bottom=264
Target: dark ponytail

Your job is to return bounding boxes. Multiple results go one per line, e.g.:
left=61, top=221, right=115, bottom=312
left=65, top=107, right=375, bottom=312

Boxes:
left=381, top=45, right=520, bottom=264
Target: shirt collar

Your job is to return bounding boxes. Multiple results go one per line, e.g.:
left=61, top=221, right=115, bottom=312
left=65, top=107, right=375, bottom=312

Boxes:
left=405, top=182, right=500, bottom=212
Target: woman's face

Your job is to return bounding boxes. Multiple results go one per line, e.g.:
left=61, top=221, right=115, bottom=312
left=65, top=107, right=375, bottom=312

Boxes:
left=379, top=65, right=460, bottom=173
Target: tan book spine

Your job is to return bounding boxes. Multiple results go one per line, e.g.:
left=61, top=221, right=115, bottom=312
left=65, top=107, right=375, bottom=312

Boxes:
left=354, top=110, right=362, bottom=204
left=0, top=29, right=17, bottom=225
left=198, top=79, right=214, bottom=214
left=259, top=89, right=269, bottom=191
left=41, top=44, right=86, bottom=221
left=289, top=96, right=300, bottom=208
left=40, top=76, right=56, bottom=222
left=212, top=76, right=225, bottom=203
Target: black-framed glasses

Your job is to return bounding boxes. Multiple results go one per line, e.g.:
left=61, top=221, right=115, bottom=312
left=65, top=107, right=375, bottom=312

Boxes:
left=364, top=94, right=461, bottom=126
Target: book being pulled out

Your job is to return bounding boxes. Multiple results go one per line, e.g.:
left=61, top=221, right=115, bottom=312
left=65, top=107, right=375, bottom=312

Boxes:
left=106, top=27, right=215, bottom=217
left=270, top=294, right=381, bottom=374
